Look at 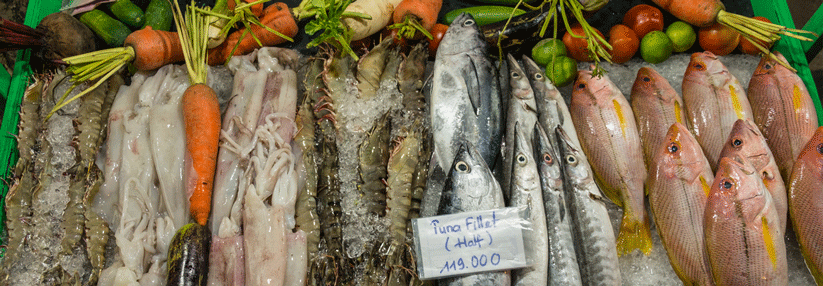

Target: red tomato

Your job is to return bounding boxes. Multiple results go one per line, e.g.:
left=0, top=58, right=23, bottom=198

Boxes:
left=698, top=23, right=740, bottom=56
left=563, top=23, right=604, bottom=62
left=738, top=16, right=773, bottom=55
left=427, top=23, right=449, bottom=58
left=623, top=4, right=664, bottom=39
left=608, top=24, right=639, bottom=63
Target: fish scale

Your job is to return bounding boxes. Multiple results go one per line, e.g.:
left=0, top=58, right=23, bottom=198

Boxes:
left=788, top=127, right=823, bottom=284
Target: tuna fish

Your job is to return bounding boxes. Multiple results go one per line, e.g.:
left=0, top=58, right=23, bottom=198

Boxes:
left=718, top=119, right=787, bottom=231
left=534, top=123, right=581, bottom=285
left=704, top=156, right=787, bottom=286
left=747, top=51, right=819, bottom=182
left=681, top=51, right=754, bottom=169
left=424, top=13, right=502, bottom=218
left=569, top=68, right=651, bottom=256
left=556, top=127, right=621, bottom=285
left=437, top=142, right=510, bottom=286
left=631, top=67, right=688, bottom=168
left=787, top=126, right=823, bottom=284
left=647, top=123, right=714, bottom=285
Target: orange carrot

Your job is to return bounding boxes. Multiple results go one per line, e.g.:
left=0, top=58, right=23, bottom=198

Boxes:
left=228, top=0, right=263, bottom=17
left=207, top=2, right=298, bottom=65
left=183, top=83, right=221, bottom=225
left=651, top=0, right=721, bottom=27
left=124, top=26, right=185, bottom=71
left=392, top=0, right=442, bottom=32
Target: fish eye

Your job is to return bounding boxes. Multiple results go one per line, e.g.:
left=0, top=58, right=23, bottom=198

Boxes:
left=668, top=143, right=679, bottom=153
left=565, top=155, right=576, bottom=164
left=733, top=139, right=743, bottom=147
left=516, top=154, right=527, bottom=164
left=534, top=73, right=543, bottom=80
left=542, top=153, right=553, bottom=164
left=817, top=143, right=823, bottom=154
left=764, top=63, right=772, bottom=69
left=642, top=76, right=650, bottom=82
left=463, top=19, right=475, bottom=26
left=512, top=72, right=520, bottom=78
left=721, top=180, right=733, bottom=189
left=694, top=63, right=705, bottom=70
left=577, top=83, right=586, bottom=89
left=455, top=161, right=470, bottom=172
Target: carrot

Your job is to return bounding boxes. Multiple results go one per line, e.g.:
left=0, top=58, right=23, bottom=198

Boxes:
left=650, top=0, right=815, bottom=71
left=183, top=83, right=221, bottom=225
left=207, top=2, right=297, bottom=65
left=389, top=0, right=441, bottom=40
left=172, top=0, right=221, bottom=226
left=228, top=0, right=263, bottom=17
left=50, top=26, right=185, bottom=119
left=124, top=26, right=184, bottom=71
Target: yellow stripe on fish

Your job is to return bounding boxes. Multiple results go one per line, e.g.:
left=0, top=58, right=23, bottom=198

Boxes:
left=793, top=85, right=803, bottom=121
left=762, top=216, right=777, bottom=270
left=613, top=99, right=627, bottom=139
left=729, top=85, right=744, bottom=120
left=674, top=101, right=683, bottom=125
left=700, top=175, right=710, bottom=197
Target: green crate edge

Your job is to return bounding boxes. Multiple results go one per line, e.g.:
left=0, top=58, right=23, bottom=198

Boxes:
left=0, top=0, right=63, bottom=254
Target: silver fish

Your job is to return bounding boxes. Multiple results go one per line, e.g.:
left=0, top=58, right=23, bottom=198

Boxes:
left=438, top=142, right=510, bottom=286
left=425, top=13, right=502, bottom=217
left=510, top=123, right=548, bottom=285
left=534, top=123, right=581, bottom=286
left=556, top=127, right=621, bottom=286
left=501, top=54, right=539, bottom=200
left=523, top=55, right=581, bottom=155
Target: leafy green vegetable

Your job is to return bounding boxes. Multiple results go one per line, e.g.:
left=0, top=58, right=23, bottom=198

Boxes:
left=296, top=0, right=371, bottom=60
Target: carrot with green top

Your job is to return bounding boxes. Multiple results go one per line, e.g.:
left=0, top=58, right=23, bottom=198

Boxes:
left=388, top=0, right=441, bottom=40
left=207, top=2, right=298, bottom=65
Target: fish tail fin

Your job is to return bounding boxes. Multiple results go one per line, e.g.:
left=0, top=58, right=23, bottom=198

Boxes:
left=616, top=211, right=653, bottom=256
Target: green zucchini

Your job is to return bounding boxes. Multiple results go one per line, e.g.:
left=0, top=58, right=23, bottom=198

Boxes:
left=443, top=6, right=527, bottom=27
left=142, top=0, right=172, bottom=31
left=167, top=223, right=210, bottom=286
left=473, top=0, right=541, bottom=6
left=78, top=9, right=132, bottom=47
left=108, top=0, right=145, bottom=28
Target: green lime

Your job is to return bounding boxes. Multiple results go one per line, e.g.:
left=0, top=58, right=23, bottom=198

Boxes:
left=532, top=38, right=567, bottom=66
left=665, top=21, right=696, bottom=53
left=545, top=55, right=577, bottom=87
left=640, top=30, right=673, bottom=64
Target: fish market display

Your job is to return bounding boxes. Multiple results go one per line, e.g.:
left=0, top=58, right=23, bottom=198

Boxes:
left=630, top=67, right=688, bottom=168
left=437, top=143, right=511, bottom=285
left=570, top=68, right=651, bottom=256
left=682, top=51, right=754, bottom=169
left=533, top=123, right=581, bottom=285
left=426, top=13, right=502, bottom=217
left=556, top=127, right=621, bottom=285
left=705, top=157, right=787, bottom=285
left=747, top=51, right=819, bottom=183
left=646, top=123, right=713, bottom=285
left=788, top=127, right=823, bottom=284
left=718, top=119, right=787, bottom=231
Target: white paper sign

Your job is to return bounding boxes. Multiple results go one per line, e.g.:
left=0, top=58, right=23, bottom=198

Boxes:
left=412, top=207, right=528, bottom=279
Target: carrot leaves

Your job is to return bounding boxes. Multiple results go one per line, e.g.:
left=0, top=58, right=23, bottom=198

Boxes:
left=299, top=0, right=371, bottom=60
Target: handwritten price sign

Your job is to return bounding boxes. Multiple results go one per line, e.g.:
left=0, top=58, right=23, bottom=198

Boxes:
left=412, top=208, right=528, bottom=279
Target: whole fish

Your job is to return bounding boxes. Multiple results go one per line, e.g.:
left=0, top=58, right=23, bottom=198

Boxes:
left=502, top=54, right=539, bottom=200
left=570, top=69, right=651, bottom=255
left=647, top=122, right=714, bottom=286
left=437, top=142, right=510, bottom=286
left=509, top=123, right=548, bottom=285
left=704, top=156, right=787, bottom=286
left=533, top=123, right=581, bottom=285
left=747, top=51, right=819, bottom=182
left=718, top=119, right=787, bottom=231
left=556, top=127, right=621, bottom=286
left=787, top=126, right=823, bottom=284
left=522, top=56, right=581, bottom=158
left=426, top=13, right=502, bottom=217
left=631, top=67, right=688, bottom=167
left=682, top=51, right=754, bottom=169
